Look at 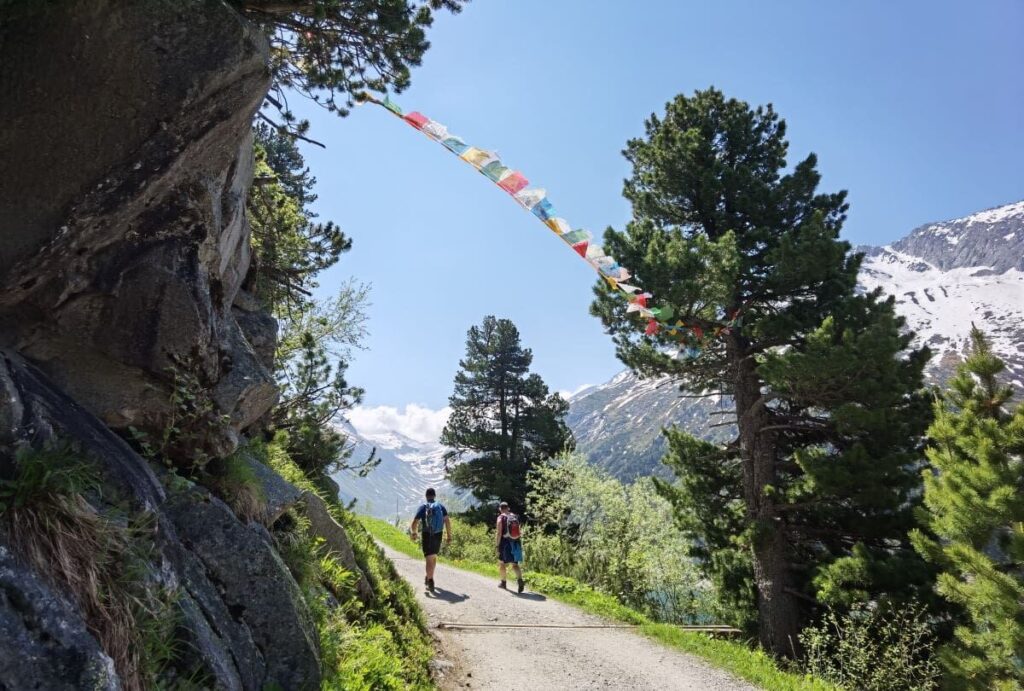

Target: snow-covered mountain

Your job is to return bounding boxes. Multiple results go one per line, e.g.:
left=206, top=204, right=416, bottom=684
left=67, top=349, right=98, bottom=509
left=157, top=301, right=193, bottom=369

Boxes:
left=569, top=200, right=1024, bottom=480
left=858, top=200, right=1024, bottom=383
left=331, top=420, right=461, bottom=520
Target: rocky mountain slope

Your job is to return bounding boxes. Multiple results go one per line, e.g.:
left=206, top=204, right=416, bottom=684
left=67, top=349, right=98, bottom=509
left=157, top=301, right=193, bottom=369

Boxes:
left=569, top=201, right=1024, bottom=480
left=332, top=421, right=461, bottom=520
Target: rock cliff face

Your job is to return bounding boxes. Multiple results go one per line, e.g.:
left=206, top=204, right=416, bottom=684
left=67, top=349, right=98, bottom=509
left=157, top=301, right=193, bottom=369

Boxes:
left=0, top=0, right=276, bottom=449
left=0, top=2, right=367, bottom=689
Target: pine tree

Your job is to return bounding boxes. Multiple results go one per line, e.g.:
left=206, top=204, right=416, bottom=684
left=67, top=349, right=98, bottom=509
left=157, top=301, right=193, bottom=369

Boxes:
left=592, top=88, right=933, bottom=654
left=442, top=316, right=573, bottom=518
left=911, top=328, right=1024, bottom=688
left=275, top=331, right=377, bottom=478
left=248, top=124, right=351, bottom=314
left=237, top=0, right=467, bottom=137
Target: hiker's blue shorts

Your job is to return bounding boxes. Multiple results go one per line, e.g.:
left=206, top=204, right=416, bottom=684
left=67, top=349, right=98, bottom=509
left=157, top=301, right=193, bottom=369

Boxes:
left=498, top=538, right=522, bottom=564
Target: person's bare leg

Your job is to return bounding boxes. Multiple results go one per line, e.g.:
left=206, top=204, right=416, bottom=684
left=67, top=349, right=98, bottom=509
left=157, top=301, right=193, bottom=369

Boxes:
left=426, top=555, right=437, bottom=580
left=498, top=561, right=507, bottom=586
left=512, top=564, right=522, bottom=579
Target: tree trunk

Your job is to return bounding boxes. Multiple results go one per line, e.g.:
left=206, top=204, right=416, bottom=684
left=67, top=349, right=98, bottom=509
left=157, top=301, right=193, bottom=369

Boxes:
left=731, top=338, right=804, bottom=657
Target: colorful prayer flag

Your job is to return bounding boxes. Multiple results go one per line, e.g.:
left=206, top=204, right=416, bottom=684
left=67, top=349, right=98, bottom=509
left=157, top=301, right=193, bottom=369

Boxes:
left=482, top=161, right=511, bottom=182
left=546, top=217, right=571, bottom=235
left=442, top=137, right=469, bottom=155
left=365, top=95, right=732, bottom=357
left=460, top=147, right=492, bottom=168
left=422, top=120, right=448, bottom=140
left=514, top=188, right=546, bottom=209
left=532, top=199, right=555, bottom=221
left=404, top=112, right=429, bottom=129
left=498, top=172, right=529, bottom=194
left=562, top=229, right=592, bottom=245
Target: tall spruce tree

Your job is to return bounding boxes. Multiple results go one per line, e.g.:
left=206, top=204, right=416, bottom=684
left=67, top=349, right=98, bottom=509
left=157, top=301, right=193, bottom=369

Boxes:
left=442, top=316, right=573, bottom=518
left=592, top=88, right=933, bottom=654
left=911, top=328, right=1024, bottom=688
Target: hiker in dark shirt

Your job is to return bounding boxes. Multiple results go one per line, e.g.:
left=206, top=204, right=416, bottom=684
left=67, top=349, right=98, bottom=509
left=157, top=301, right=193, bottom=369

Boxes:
left=410, top=487, right=451, bottom=592
left=495, top=501, right=525, bottom=593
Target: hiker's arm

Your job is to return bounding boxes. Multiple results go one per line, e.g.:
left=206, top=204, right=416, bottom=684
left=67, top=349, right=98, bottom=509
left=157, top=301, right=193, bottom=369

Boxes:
left=410, top=517, right=420, bottom=540
left=443, top=515, right=452, bottom=544
left=495, top=518, right=502, bottom=547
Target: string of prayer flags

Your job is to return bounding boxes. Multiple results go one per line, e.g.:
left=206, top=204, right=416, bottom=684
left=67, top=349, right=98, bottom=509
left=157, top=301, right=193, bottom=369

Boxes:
left=359, top=93, right=745, bottom=359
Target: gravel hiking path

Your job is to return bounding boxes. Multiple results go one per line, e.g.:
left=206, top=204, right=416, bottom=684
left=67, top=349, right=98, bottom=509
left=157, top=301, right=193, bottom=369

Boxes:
left=380, top=543, right=757, bottom=690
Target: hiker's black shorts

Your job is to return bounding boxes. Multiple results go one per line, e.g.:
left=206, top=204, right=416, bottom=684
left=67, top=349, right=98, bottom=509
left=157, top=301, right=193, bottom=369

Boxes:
left=421, top=531, right=443, bottom=557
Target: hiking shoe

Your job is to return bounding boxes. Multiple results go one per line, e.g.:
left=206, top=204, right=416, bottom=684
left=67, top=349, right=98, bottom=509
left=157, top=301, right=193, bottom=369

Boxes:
left=424, top=576, right=429, bottom=586
left=498, top=580, right=507, bottom=590
left=427, top=579, right=435, bottom=592
left=517, top=578, right=525, bottom=594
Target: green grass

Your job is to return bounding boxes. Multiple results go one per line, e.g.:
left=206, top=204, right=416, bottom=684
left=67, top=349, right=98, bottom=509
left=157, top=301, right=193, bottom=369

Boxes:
left=361, top=515, right=835, bottom=691
left=254, top=435, right=435, bottom=689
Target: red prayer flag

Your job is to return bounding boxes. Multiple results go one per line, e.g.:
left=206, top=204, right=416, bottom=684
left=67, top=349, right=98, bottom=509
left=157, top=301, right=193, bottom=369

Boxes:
left=498, top=171, right=529, bottom=194
left=645, top=319, right=659, bottom=336
left=572, top=241, right=588, bottom=257
left=404, top=112, right=429, bottom=129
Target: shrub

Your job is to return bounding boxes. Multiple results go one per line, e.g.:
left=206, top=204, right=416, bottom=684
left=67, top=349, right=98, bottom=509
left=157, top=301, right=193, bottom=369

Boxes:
left=527, top=454, right=718, bottom=624
left=202, top=448, right=267, bottom=523
left=799, top=603, right=941, bottom=690
left=128, top=358, right=231, bottom=476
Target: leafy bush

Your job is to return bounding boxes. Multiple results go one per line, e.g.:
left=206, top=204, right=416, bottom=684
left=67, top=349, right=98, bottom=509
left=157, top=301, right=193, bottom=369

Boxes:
left=527, top=454, right=718, bottom=624
left=799, top=603, right=941, bottom=690
left=444, top=517, right=494, bottom=563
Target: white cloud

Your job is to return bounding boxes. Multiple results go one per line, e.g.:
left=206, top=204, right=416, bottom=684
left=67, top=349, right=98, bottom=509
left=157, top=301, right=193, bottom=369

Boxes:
left=348, top=404, right=451, bottom=444
left=557, top=383, right=593, bottom=400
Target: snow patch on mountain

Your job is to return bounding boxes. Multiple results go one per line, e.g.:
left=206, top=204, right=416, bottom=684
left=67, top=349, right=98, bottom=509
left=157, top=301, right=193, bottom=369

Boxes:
left=331, top=417, right=461, bottom=520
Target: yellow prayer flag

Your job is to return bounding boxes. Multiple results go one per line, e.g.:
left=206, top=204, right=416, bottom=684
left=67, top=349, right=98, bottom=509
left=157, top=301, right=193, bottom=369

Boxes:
left=460, top=147, right=491, bottom=168
left=546, top=218, right=570, bottom=235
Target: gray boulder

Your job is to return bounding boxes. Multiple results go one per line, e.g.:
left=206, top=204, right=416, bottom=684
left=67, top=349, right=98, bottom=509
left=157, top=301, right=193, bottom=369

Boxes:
left=0, top=544, right=120, bottom=691
left=241, top=449, right=304, bottom=525
left=165, top=488, right=322, bottom=690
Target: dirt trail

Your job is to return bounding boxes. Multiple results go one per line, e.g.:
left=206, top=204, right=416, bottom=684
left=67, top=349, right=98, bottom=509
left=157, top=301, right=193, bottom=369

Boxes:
left=380, top=543, right=757, bottom=690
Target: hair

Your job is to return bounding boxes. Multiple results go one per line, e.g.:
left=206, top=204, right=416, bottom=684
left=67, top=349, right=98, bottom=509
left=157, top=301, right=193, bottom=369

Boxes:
left=499, top=501, right=509, bottom=509
left=425, top=488, right=436, bottom=499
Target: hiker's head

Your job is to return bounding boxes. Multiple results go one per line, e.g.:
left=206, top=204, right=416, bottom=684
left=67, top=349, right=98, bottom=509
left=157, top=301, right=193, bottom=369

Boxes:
left=425, top=488, right=436, bottom=501
left=499, top=501, right=509, bottom=514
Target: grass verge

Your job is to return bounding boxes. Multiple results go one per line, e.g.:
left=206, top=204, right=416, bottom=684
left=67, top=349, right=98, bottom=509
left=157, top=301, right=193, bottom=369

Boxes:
left=360, top=515, right=834, bottom=691
left=254, top=435, right=435, bottom=690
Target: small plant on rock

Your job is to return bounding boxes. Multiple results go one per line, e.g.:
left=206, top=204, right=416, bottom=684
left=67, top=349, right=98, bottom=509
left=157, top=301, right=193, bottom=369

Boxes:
left=130, top=356, right=232, bottom=476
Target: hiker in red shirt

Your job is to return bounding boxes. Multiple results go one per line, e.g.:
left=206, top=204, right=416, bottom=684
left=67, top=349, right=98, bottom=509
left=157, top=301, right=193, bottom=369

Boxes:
left=495, top=501, right=525, bottom=593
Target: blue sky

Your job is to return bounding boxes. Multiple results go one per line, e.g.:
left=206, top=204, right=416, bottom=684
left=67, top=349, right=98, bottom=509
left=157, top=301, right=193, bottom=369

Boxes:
left=290, top=0, right=1023, bottom=419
